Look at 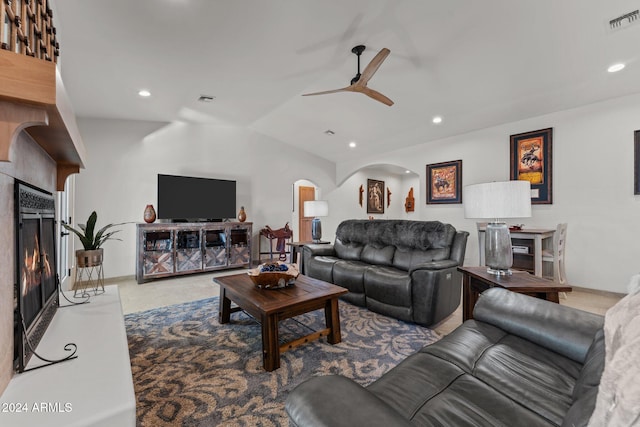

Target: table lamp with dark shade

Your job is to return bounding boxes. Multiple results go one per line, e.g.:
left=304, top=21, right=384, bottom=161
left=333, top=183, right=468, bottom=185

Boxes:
left=464, top=181, right=531, bottom=276
left=304, top=200, right=329, bottom=243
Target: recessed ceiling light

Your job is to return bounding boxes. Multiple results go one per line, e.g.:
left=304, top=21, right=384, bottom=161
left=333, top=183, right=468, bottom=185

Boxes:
left=432, top=116, right=443, bottom=124
left=607, top=63, right=625, bottom=73
left=349, top=141, right=357, bottom=148
left=138, top=89, right=151, bottom=97
left=405, top=170, right=411, bottom=174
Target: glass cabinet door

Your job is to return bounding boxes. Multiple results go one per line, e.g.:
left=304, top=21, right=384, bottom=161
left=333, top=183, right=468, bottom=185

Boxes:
left=203, top=228, right=227, bottom=269
left=175, top=229, right=202, bottom=273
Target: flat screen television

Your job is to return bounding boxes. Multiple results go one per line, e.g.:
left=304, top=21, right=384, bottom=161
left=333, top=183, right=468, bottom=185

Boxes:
left=157, top=174, right=236, bottom=221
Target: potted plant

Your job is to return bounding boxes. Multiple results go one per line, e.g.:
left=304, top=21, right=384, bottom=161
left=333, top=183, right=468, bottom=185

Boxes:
left=63, top=211, right=124, bottom=267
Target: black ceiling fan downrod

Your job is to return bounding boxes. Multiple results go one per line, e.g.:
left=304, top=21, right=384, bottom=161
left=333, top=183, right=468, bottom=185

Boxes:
left=350, top=45, right=365, bottom=84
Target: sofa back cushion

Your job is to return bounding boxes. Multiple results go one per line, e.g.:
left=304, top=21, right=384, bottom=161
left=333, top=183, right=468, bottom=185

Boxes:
left=361, top=244, right=395, bottom=266
left=334, top=220, right=456, bottom=270
left=334, top=239, right=363, bottom=260
left=392, top=247, right=453, bottom=271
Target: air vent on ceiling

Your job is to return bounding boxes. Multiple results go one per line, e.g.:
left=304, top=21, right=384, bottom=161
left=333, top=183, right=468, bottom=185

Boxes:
left=608, top=9, right=639, bottom=32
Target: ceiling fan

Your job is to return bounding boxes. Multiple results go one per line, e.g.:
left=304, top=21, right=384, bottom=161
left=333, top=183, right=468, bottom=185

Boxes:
left=302, top=45, right=394, bottom=106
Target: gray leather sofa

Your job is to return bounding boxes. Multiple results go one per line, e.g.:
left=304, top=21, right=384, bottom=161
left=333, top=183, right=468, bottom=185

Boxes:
left=303, top=220, right=469, bottom=326
left=285, top=288, right=605, bottom=427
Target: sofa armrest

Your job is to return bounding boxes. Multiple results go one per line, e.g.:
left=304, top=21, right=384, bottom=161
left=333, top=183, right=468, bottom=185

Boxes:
left=303, top=244, right=335, bottom=257
left=410, top=259, right=459, bottom=273
left=285, top=375, right=412, bottom=427
left=474, top=288, right=604, bottom=363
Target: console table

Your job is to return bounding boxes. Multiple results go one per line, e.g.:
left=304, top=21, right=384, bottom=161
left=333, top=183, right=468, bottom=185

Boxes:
left=459, top=266, right=572, bottom=321
left=136, top=221, right=252, bottom=283
left=0, top=286, right=136, bottom=426
left=478, top=227, right=554, bottom=276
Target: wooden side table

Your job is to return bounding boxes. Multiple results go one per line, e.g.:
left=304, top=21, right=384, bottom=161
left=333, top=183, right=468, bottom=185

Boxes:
left=459, top=266, right=572, bottom=321
left=477, top=228, right=555, bottom=276
left=286, top=240, right=330, bottom=268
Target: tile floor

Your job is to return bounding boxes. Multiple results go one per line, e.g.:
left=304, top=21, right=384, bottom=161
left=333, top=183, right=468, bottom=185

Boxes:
left=112, top=269, right=623, bottom=336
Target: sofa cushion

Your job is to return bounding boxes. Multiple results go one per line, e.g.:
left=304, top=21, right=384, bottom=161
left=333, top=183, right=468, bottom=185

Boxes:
left=361, top=244, right=395, bottom=266
left=305, top=255, right=340, bottom=284
left=473, top=334, right=582, bottom=426
left=421, top=320, right=507, bottom=373
left=368, top=353, right=555, bottom=426
left=393, top=247, right=451, bottom=271
left=364, top=266, right=412, bottom=308
left=424, top=319, right=582, bottom=426
left=364, top=266, right=413, bottom=322
left=334, top=239, right=363, bottom=261
left=333, top=260, right=369, bottom=306
left=335, top=219, right=456, bottom=252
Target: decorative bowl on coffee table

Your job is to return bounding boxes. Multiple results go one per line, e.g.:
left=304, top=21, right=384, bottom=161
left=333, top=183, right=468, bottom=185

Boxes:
left=248, top=262, right=299, bottom=289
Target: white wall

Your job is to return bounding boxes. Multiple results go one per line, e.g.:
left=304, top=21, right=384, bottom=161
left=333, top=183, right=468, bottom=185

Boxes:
left=319, top=170, right=420, bottom=243
left=73, top=118, right=335, bottom=278
left=75, top=92, right=640, bottom=293
left=335, top=93, right=640, bottom=294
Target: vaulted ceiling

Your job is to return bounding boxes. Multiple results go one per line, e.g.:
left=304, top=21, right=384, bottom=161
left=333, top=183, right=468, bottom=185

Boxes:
left=53, top=0, right=640, bottom=163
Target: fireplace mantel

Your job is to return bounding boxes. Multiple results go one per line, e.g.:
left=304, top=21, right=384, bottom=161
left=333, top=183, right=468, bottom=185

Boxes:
left=0, top=50, right=86, bottom=190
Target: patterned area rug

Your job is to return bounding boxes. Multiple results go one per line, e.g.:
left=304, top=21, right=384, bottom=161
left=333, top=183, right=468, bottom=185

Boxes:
left=125, top=296, right=440, bottom=426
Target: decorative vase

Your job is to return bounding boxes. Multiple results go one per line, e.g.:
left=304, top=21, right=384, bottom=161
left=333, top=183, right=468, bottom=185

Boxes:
left=143, top=204, right=156, bottom=223
left=238, top=206, right=247, bottom=222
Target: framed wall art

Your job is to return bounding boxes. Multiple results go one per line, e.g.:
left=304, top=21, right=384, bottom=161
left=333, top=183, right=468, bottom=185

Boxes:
left=510, top=128, right=553, bottom=204
left=426, top=160, right=462, bottom=204
left=635, top=130, right=640, bottom=195
left=367, top=179, right=385, bottom=214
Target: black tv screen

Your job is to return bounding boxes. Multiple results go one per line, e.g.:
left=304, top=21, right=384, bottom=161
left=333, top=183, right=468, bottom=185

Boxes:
left=157, top=174, right=236, bottom=221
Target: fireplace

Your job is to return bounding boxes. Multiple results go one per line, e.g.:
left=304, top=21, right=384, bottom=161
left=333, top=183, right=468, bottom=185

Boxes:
left=14, top=181, right=58, bottom=372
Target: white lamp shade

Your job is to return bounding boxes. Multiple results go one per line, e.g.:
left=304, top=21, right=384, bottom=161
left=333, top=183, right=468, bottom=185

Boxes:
left=304, top=200, right=329, bottom=217
left=464, top=181, right=532, bottom=219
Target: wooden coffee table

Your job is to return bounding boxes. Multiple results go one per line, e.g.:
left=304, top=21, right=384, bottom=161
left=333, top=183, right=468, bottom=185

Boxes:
left=215, top=273, right=348, bottom=371
left=459, top=266, right=572, bottom=321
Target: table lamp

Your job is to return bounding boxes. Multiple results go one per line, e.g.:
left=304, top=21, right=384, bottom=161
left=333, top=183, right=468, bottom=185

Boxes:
left=464, top=181, right=531, bottom=276
left=304, top=200, right=329, bottom=243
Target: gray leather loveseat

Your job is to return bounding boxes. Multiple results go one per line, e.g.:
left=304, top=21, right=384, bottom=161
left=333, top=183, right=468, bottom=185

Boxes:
left=286, top=288, right=605, bottom=427
left=303, top=220, right=469, bottom=326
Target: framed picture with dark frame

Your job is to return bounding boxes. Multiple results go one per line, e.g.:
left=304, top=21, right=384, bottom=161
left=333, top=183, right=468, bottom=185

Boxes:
left=510, top=128, right=553, bottom=204
left=426, top=160, right=462, bottom=204
left=635, top=130, right=640, bottom=195
left=367, top=179, right=385, bottom=214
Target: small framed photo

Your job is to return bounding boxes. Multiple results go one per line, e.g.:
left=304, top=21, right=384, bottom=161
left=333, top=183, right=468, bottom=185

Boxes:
left=635, top=130, right=640, bottom=195
left=510, top=128, right=553, bottom=204
left=426, top=160, right=462, bottom=204
left=367, top=179, right=385, bottom=214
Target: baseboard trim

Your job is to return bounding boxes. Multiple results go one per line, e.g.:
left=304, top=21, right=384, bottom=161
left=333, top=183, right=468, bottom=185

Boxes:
left=571, top=286, right=626, bottom=299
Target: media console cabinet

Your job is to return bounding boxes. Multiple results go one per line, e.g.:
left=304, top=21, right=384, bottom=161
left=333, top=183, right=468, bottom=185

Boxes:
left=136, top=222, right=252, bottom=284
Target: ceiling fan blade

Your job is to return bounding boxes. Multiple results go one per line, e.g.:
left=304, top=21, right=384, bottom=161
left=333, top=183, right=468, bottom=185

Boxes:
left=360, top=86, right=394, bottom=106
left=356, top=48, right=390, bottom=86
left=302, top=86, right=354, bottom=96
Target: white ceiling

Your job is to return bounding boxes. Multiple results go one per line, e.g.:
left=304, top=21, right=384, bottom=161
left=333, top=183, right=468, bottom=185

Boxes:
left=53, top=0, right=640, bottom=163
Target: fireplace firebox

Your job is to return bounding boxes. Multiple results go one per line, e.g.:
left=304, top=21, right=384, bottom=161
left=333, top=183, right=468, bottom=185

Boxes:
left=14, top=181, right=59, bottom=372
